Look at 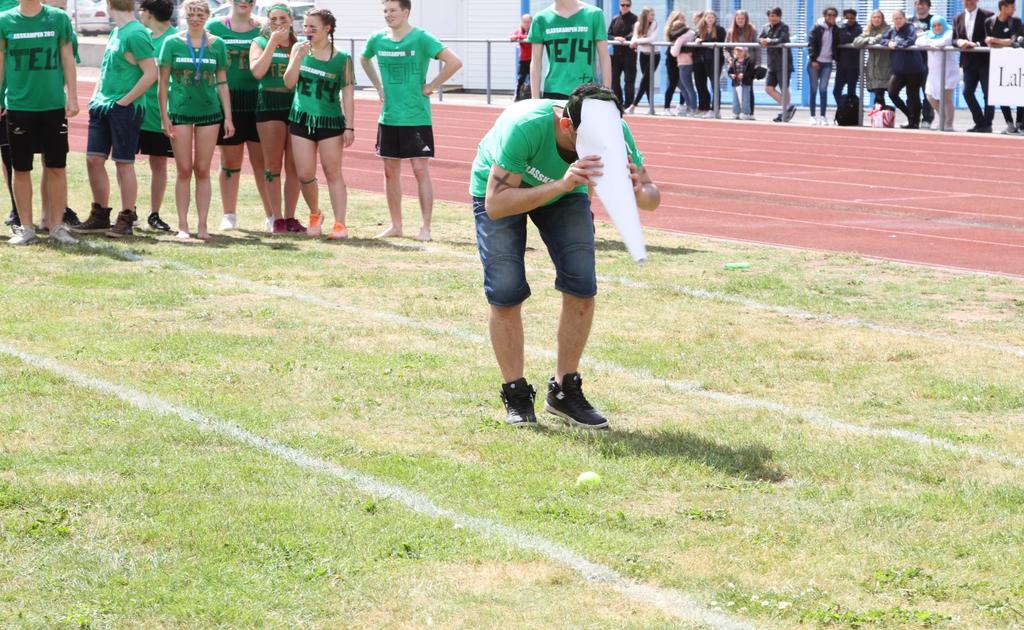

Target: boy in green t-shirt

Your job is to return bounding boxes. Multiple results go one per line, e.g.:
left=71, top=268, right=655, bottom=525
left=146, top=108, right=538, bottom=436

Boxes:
left=75, top=0, right=157, bottom=239
left=470, top=84, right=659, bottom=429
left=528, top=0, right=611, bottom=100
left=0, top=0, right=79, bottom=245
left=360, top=0, right=462, bottom=242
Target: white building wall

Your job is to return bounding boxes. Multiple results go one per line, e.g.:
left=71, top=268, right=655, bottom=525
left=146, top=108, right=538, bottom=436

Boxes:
left=330, top=0, right=522, bottom=93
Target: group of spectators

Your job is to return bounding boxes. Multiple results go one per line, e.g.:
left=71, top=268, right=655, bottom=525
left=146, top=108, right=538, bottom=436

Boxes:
left=579, top=0, right=1024, bottom=132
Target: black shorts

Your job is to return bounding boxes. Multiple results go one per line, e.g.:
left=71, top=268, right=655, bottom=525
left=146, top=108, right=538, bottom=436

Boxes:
left=765, top=68, right=793, bottom=89
left=6, top=109, right=68, bottom=171
left=376, top=124, right=434, bottom=159
left=137, top=129, right=174, bottom=157
left=289, top=123, right=343, bottom=142
left=256, top=109, right=290, bottom=124
left=218, top=110, right=260, bottom=145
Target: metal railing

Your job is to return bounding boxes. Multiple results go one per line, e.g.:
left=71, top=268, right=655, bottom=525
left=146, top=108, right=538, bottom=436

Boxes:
left=338, top=36, right=995, bottom=130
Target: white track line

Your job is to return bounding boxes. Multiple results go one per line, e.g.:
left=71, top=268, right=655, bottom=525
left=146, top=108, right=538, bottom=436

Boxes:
left=0, top=342, right=751, bottom=630
left=80, top=242, right=1024, bottom=470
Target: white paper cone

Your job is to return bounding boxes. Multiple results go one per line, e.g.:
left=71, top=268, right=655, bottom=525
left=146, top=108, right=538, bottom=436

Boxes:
left=575, top=99, right=647, bottom=263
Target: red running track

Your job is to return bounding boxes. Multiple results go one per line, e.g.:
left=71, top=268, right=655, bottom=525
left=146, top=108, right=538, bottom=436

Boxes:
left=67, top=84, right=1024, bottom=276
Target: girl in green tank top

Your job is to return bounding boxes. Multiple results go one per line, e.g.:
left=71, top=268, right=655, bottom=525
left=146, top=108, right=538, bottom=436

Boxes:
left=206, top=0, right=269, bottom=233
left=249, top=4, right=300, bottom=233
left=284, top=9, right=354, bottom=240
left=157, top=0, right=231, bottom=241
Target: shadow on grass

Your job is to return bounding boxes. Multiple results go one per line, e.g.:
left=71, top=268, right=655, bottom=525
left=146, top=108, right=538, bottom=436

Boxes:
left=594, top=237, right=703, bottom=257
left=537, top=424, right=786, bottom=482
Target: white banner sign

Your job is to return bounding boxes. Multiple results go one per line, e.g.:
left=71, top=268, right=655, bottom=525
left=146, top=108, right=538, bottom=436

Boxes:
left=988, top=48, right=1024, bottom=107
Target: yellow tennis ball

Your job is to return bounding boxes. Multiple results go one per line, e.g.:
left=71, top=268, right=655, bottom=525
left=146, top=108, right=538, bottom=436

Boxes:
left=576, top=471, right=601, bottom=488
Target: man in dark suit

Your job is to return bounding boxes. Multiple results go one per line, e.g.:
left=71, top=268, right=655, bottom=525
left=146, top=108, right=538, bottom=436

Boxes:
left=952, top=0, right=995, bottom=132
left=608, top=1, right=638, bottom=107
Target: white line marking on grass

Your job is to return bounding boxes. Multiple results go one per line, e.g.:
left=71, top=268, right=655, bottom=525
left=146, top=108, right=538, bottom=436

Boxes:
left=0, top=342, right=752, bottom=630
left=383, top=240, right=1024, bottom=361
left=81, top=241, right=1024, bottom=470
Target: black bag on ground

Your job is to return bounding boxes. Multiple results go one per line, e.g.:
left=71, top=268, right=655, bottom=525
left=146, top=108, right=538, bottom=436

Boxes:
left=834, top=94, right=860, bottom=126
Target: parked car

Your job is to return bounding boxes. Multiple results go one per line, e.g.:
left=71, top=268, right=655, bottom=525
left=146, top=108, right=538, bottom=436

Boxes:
left=71, top=0, right=112, bottom=35
left=208, top=1, right=312, bottom=30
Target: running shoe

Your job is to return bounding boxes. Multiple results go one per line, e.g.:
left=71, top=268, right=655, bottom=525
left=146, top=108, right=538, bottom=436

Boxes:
left=272, top=219, right=288, bottom=234
left=8, top=226, right=37, bottom=245
left=285, top=217, right=305, bottom=233
left=50, top=223, right=78, bottom=244
left=148, top=213, right=171, bottom=232
left=4, top=208, right=18, bottom=228
left=1001, top=124, right=1018, bottom=135
left=500, top=378, right=537, bottom=426
left=784, top=105, right=797, bottom=122
left=219, top=213, right=238, bottom=231
left=307, top=212, right=323, bottom=236
left=265, top=217, right=275, bottom=232
left=327, top=221, right=348, bottom=240
left=544, top=372, right=608, bottom=430
left=62, top=207, right=81, bottom=227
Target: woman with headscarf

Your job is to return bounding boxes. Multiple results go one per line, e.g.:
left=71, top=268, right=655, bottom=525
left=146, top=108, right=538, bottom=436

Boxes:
left=918, top=15, right=958, bottom=130
left=853, top=10, right=892, bottom=108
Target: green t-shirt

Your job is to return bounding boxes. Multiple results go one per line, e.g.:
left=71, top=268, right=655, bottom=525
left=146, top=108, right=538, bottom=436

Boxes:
left=469, top=99, right=643, bottom=205
left=289, top=49, right=351, bottom=131
left=253, top=34, right=292, bottom=113
left=526, top=4, right=607, bottom=96
left=205, top=18, right=260, bottom=111
left=0, top=4, right=73, bottom=111
left=91, top=20, right=155, bottom=114
left=362, top=27, right=444, bottom=126
left=142, top=25, right=177, bottom=132
left=158, top=32, right=228, bottom=125
left=0, top=0, right=17, bottom=10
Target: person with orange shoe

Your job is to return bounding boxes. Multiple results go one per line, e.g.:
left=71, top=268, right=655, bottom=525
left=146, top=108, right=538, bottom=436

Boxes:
left=283, top=8, right=353, bottom=239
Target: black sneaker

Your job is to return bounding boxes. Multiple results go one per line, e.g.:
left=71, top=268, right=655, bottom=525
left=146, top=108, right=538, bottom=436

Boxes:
left=71, top=203, right=112, bottom=233
left=545, top=372, right=608, bottom=430
left=4, top=208, right=19, bottom=228
left=62, top=207, right=81, bottom=227
left=772, top=113, right=783, bottom=123
left=784, top=105, right=797, bottom=122
left=500, top=378, right=537, bottom=426
left=148, top=212, right=171, bottom=232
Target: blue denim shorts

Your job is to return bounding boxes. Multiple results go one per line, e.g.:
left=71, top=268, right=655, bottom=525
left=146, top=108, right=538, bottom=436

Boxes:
left=87, top=103, right=145, bottom=164
left=473, top=193, right=597, bottom=307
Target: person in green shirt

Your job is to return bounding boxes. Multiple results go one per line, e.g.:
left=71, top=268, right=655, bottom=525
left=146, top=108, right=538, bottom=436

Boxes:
left=134, top=0, right=176, bottom=233
left=360, top=0, right=462, bottom=242
left=249, top=3, right=300, bottom=234
left=470, top=84, right=660, bottom=428
left=207, top=0, right=270, bottom=232
left=0, top=0, right=20, bottom=232
left=74, top=0, right=157, bottom=239
left=283, top=8, right=353, bottom=240
left=0, top=0, right=79, bottom=246
left=158, top=0, right=232, bottom=241
left=528, top=0, right=612, bottom=100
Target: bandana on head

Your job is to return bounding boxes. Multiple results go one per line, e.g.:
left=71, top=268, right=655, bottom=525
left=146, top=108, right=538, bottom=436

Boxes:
left=266, top=3, right=292, bottom=14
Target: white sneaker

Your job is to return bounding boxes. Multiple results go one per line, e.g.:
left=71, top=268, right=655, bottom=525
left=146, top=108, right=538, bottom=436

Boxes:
left=819, top=116, right=828, bottom=126
left=265, top=217, right=275, bottom=232
left=703, top=111, right=716, bottom=119
left=175, top=230, right=190, bottom=240
left=808, top=116, right=819, bottom=126
left=8, top=226, right=37, bottom=245
left=733, top=114, right=741, bottom=120
left=742, top=114, right=754, bottom=121
left=49, top=223, right=78, bottom=244
left=219, top=213, right=237, bottom=231
left=625, top=105, right=636, bottom=115
left=930, top=120, right=940, bottom=131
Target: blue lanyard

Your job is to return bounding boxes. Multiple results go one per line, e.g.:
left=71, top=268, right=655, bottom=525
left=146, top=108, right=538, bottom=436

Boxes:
left=189, top=33, right=208, bottom=85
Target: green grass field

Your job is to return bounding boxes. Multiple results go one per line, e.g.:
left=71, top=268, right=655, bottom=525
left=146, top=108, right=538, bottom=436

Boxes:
left=2, top=161, right=1024, bottom=628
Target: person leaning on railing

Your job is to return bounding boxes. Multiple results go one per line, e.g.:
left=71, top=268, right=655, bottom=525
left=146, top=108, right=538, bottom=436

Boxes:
left=663, top=11, right=686, bottom=115
left=952, top=0, right=994, bottom=132
left=759, top=7, right=795, bottom=122
left=626, top=7, right=659, bottom=114
left=880, top=10, right=928, bottom=129
left=693, top=11, right=726, bottom=118
left=854, top=10, right=892, bottom=108
left=669, top=16, right=699, bottom=116
left=918, top=15, right=958, bottom=131
left=806, top=7, right=839, bottom=125
left=833, top=9, right=862, bottom=108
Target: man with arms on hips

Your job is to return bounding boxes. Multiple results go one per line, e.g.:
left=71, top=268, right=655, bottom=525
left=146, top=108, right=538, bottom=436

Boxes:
left=470, top=84, right=660, bottom=429
left=360, top=0, right=462, bottom=242
left=529, top=0, right=611, bottom=99
left=0, top=0, right=78, bottom=245
left=78, top=0, right=157, bottom=239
